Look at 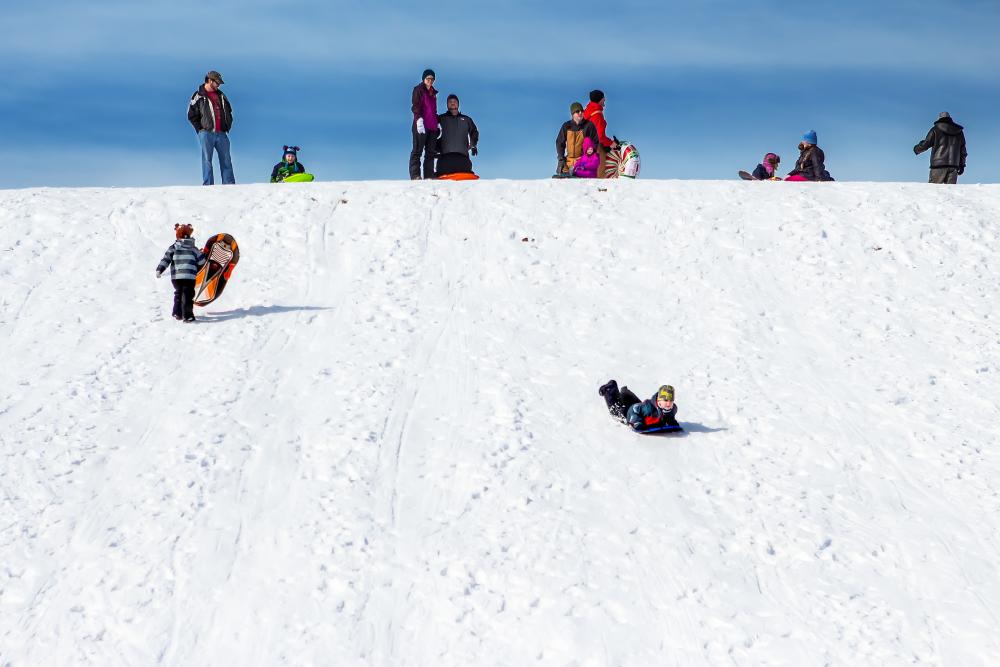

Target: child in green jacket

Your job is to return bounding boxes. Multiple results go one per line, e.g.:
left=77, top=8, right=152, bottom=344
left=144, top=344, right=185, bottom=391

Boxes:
left=270, top=145, right=306, bottom=182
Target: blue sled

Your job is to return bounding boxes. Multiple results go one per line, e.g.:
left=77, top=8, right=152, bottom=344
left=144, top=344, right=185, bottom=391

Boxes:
left=638, top=424, right=684, bottom=435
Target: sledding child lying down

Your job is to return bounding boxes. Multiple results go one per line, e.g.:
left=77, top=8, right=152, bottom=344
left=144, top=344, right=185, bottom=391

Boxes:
left=599, top=380, right=679, bottom=432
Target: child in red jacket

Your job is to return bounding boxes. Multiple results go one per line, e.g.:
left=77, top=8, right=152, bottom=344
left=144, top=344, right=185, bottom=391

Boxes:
left=583, top=89, right=618, bottom=177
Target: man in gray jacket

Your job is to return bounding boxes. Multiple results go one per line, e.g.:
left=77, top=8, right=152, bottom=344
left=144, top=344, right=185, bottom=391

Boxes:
left=188, top=70, right=235, bottom=185
left=435, top=94, right=479, bottom=177
left=914, top=112, right=967, bottom=184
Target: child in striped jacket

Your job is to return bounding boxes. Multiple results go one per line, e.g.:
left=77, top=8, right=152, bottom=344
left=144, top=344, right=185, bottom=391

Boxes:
left=156, top=224, right=207, bottom=322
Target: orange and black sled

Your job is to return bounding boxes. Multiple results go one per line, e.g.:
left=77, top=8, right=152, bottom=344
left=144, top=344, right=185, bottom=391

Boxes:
left=194, top=233, right=240, bottom=307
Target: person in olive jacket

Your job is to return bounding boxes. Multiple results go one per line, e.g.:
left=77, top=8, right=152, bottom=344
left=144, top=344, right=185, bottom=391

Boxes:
left=555, top=102, right=599, bottom=175
left=785, top=131, right=834, bottom=182
left=914, top=112, right=967, bottom=184
left=187, top=70, right=235, bottom=185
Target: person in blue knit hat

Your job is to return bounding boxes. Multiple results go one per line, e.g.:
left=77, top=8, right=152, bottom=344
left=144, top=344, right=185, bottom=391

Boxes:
left=270, top=145, right=307, bottom=182
left=786, top=130, right=834, bottom=181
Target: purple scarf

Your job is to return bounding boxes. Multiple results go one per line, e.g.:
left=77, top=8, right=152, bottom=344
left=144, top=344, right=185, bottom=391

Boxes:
left=762, top=153, right=778, bottom=176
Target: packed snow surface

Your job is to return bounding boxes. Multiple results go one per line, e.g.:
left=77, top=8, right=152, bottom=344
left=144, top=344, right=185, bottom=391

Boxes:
left=2, top=180, right=999, bottom=666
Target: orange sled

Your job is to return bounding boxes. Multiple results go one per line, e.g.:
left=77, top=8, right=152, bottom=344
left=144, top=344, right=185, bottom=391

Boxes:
left=194, top=233, right=240, bottom=306
left=437, top=172, right=480, bottom=181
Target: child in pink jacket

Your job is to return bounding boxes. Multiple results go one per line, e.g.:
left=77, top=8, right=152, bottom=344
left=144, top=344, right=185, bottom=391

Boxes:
left=572, top=137, right=600, bottom=178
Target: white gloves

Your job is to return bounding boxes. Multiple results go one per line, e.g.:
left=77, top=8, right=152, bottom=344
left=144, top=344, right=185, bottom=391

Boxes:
left=416, top=118, right=425, bottom=134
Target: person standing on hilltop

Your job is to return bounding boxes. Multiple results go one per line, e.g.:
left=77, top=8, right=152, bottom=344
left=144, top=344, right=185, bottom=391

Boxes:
left=913, top=112, right=967, bottom=184
left=410, top=69, right=439, bottom=180
left=583, top=90, right=618, bottom=178
left=187, top=70, right=235, bottom=185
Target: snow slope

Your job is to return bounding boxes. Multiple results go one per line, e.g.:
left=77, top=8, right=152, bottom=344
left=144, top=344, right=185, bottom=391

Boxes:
left=2, top=180, right=999, bottom=666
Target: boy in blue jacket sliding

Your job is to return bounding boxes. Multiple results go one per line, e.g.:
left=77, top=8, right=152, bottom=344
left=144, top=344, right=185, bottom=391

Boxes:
left=599, top=380, right=679, bottom=432
left=156, top=223, right=206, bottom=322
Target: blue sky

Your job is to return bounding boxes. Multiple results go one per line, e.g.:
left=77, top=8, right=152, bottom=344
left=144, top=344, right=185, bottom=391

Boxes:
left=2, top=0, right=998, bottom=187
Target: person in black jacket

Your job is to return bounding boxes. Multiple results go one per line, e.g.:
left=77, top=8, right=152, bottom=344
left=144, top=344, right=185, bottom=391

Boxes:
left=786, top=131, right=834, bottom=182
left=914, top=112, right=967, bottom=184
left=435, top=94, right=479, bottom=177
left=187, top=70, right=235, bottom=185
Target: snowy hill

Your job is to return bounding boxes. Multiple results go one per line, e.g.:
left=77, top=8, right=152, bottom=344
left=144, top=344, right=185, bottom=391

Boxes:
left=2, top=180, right=999, bottom=665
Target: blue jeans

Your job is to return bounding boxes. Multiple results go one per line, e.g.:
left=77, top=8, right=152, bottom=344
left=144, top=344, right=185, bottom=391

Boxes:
left=198, top=131, right=235, bottom=185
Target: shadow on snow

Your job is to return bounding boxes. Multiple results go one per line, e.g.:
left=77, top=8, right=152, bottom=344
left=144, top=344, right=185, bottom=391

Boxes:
left=201, top=305, right=332, bottom=321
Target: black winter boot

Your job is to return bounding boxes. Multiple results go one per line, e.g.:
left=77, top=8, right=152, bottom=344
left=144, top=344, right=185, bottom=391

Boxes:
left=598, top=379, right=618, bottom=397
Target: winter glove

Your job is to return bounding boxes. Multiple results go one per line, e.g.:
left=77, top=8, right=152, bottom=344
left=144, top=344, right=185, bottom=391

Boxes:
left=470, top=146, right=478, bottom=157
left=416, top=118, right=425, bottom=134
left=156, top=270, right=163, bottom=278
left=958, top=166, right=965, bottom=175
left=912, top=145, right=920, bottom=155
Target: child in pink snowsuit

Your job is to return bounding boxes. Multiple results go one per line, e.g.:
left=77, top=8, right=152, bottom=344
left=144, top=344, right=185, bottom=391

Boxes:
left=572, top=137, right=600, bottom=178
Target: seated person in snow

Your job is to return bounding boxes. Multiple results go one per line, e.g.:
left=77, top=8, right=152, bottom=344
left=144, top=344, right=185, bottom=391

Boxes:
left=599, top=380, right=679, bottom=431
left=752, top=153, right=781, bottom=180
left=571, top=137, right=601, bottom=178
left=555, top=101, right=599, bottom=175
left=270, top=145, right=306, bottom=182
left=785, top=131, right=834, bottom=182
left=435, top=94, right=479, bottom=177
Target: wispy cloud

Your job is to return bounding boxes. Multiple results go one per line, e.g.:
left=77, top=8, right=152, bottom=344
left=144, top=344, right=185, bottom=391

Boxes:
left=4, top=1, right=998, bottom=77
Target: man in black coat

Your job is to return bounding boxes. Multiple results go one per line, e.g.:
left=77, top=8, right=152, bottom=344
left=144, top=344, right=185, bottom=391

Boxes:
left=187, top=70, right=235, bottom=185
left=435, top=94, right=479, bottom=177
left=914, top=112, right=967, bottom=184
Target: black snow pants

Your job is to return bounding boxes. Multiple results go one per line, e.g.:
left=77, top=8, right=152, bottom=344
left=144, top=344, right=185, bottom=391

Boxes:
left=172, top=279, right=196, bottom=320
left=409, top=124, right=438, bottom=180
left=435, top=152, right=473, bottom=177
left=601, top=380, right=641, bottom=422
